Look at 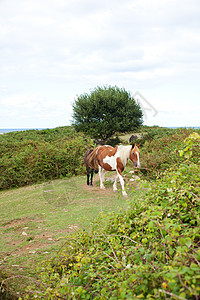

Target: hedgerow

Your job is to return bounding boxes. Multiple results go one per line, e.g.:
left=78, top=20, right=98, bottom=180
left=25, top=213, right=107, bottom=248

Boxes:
left=0, top=127, right=94, bottom=189
left=23, top=133, right=200, bottom=299
left=137, top=127, right=200, bottom=179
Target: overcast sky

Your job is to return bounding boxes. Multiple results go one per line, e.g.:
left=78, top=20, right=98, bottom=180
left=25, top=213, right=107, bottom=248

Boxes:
left=0, top=0, right=200, bottom=129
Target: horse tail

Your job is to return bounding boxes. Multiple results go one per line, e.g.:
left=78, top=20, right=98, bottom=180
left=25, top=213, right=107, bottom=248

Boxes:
left=84, top=149, right=93, bottom=165
left=84, top=147, right=100, bottom=171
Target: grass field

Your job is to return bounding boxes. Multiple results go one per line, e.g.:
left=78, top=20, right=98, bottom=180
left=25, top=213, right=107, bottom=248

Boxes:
left=0, top=164, right=141, bottom=297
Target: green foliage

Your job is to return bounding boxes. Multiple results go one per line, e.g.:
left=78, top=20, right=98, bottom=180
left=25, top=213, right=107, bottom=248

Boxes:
left=179, top=132, right=200, bottom=159
left=72, top=85, right=143, bottom=140
left=138, top=127, right=200, bottom=179
left=1, top=126, right=200, bottom=299
left=0, top=127, right=94, bottom=190
left=24, top=139, right=200, bottom=299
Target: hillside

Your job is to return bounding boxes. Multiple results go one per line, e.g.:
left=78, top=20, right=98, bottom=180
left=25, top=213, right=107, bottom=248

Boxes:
left=0, top=126, right=199, bottom=299
left=0, top=127, right=93, bottom=190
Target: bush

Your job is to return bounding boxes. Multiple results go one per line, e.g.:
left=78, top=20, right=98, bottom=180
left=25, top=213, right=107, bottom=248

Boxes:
left=24, top=135, right=200, bottom=299
left=0, top=127, right=94, bottom=189
left=138, top=128, right=200, bottom=179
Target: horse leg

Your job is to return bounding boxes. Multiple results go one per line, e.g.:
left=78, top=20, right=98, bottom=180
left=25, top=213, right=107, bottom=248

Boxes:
left=86, top=166, right=90, bottom=185
left=99, top=166, right=105, bottom=190
left=90, top=169, right=94, bottom=186
left=117, top=171, right=127, bottom=197
left=113, top=174, right=118, bottom=192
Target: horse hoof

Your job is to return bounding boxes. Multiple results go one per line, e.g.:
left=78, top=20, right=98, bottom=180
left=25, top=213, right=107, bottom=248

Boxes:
left=122, top=192, right=128, bottom=197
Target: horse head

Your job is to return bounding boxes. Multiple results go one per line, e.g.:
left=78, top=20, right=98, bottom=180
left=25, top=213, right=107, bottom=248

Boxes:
left=130, top=143, right=140, bottom=168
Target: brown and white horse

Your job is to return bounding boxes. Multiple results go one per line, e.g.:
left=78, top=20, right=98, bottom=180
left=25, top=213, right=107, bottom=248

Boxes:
left=84, top=143, right=140, bottom=196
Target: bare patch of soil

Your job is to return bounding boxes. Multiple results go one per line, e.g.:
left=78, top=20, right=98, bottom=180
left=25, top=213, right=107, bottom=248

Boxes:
left=1, top=217, right=33, bottom=229
left=1, top=216, right=79, bottom=258
left=82, top=172, right=141, bottom=196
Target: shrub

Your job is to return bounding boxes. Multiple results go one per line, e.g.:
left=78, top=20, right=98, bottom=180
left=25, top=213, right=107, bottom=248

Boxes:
left=138, top=128, right=200, bottom=179
left=24, top=135, right=200, bottom=299
left=0, top=127, right=94, bottom=189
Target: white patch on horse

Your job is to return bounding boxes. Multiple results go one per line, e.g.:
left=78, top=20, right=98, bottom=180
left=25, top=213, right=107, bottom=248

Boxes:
left=103, top=147, right=120, bottom=170
left=136, top=152, right=140, bottom=168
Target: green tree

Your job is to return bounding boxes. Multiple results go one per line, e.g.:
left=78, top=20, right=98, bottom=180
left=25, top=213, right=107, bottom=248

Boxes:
left=72, top=85, right=143, bottom=140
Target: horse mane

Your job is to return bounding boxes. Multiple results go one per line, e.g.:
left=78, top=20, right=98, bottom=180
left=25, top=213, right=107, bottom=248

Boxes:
left=84, top=147, right=100, bottom=170
left=118, top=145, right=132, bottom=167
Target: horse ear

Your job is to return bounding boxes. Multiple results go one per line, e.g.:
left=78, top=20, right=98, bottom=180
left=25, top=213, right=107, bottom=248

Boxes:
left=137, top=144, right=141, bottom=148
left=132, top=143, right=135, bottom=148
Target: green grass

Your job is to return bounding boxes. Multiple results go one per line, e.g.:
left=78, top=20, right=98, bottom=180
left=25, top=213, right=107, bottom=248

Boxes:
left=0, top=171, right=139, bottom=297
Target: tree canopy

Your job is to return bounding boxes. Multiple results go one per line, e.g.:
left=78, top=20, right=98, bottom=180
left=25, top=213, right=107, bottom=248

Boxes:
left=72, top=85, right=143, bottom=140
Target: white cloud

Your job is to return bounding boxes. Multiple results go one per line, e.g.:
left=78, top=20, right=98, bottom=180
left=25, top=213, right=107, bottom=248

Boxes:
left=0, top=0, right=200, bottom=128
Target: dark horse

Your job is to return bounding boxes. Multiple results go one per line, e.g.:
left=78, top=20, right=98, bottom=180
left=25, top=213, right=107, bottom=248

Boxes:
left=84, top=149, right=98, bottom=186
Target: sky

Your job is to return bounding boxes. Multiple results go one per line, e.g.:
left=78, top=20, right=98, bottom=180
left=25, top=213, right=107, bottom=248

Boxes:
left=0, top=0, right=200, bottom=129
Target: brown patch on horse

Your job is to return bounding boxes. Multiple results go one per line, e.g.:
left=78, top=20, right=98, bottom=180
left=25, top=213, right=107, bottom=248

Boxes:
left=97, top=145, right=118, bottom=158
left=96, top=146, right=118, bottom=171
left=101, top=162, right=113, bottom=171
left=116, top=157, right=124, bottom=174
